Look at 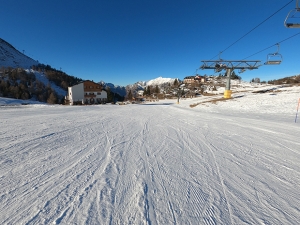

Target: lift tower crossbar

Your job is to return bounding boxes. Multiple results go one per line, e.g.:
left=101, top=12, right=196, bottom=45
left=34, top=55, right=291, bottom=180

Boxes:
left=200, top=60, right=261, bottom=98
left=200, top=60, right=261, bottom=70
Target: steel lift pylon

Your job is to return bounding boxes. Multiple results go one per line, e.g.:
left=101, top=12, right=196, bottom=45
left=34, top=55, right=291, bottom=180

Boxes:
left=200, top=60, right=261, bottom=98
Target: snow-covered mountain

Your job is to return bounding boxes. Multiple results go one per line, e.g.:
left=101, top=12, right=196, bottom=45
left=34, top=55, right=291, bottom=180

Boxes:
left=98, top=81, right=127, bottom=97
left=145, top=76, right=176, bottom=86
left=0, top=38, right=38, bottom=69
left=131, top=77, right=178, bottom=88
left=123, top=76, right=179, bottom=97
left=99, top=77, right=178, bottom=97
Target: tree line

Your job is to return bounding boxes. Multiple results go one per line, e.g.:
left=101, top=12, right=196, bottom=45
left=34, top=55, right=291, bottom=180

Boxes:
left=0, top=67, right=56, bottom=103
left=32, top=64, right=83, bottom=90
left=0, top=65, right=82, bottom=104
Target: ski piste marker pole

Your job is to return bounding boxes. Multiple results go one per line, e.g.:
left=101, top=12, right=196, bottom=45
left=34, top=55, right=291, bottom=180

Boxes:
left=295, top=98, right=300, bottom=123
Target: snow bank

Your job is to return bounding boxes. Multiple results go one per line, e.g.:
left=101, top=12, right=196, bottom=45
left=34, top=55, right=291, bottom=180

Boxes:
left=0, top=97, right=46, bottom=106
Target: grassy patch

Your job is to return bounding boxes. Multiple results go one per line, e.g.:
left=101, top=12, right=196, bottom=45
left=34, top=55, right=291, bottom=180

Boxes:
left=190, top=97, right=232, bottom=108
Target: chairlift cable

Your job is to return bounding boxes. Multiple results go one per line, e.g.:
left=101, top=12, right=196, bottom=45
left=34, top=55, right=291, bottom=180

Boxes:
left=208, top=0, right=294, bottom=61
left=242, top=31, right=300, bottom=60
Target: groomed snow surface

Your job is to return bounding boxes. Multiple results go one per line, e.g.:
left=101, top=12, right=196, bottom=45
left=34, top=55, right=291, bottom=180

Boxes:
left=1, top=84, right=300, bottom=225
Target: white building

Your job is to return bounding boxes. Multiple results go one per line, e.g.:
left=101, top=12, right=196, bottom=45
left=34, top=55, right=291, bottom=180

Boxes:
left=137, top=90, right=144, bottom=96
left=66, top=80, right=107, bottom=105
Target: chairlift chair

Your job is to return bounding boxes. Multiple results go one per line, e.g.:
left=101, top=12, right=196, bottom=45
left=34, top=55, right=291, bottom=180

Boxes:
left=264, top=44, right=283, bottom=65
left=284, top=0, right=300, bottom=28
left=214, top=51, right=225, bottom=72
left=214, top=62, right=227, bottom=73
left=238, top=68, right=246, bottom=74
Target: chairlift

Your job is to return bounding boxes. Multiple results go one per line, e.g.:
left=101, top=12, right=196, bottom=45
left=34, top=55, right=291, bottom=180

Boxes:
left=215, top=64, right=225, bottom=72
left=264, top=44, right=283, bottom=65
left=212, top=51, right=226, bottom=72
left=284, top=0, right=300, bottom=28
left=238, top=68, right=246, bottom=74
left=215, top=52, right=223, bottom=71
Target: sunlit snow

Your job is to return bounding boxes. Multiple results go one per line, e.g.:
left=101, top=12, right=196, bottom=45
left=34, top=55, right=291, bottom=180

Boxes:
left=1, top=84, right=300, bottom=224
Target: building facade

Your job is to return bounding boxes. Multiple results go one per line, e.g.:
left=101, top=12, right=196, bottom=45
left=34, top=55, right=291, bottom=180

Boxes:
left=66, top=80, right=107, bottom=105
left=183, top=75, right=205, bottom=84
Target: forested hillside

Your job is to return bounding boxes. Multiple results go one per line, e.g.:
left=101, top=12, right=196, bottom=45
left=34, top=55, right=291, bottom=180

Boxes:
left=31, top=64, right=83, bottom=90
left=267, top=74, right=300, bottom=85
left=0, top=65, right=82, bottom=104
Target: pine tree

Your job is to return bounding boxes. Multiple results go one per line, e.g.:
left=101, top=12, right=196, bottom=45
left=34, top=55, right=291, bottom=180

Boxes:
left=144, top=86, right=151, bottom=96
left=173, top=79, right=178, bottom=87
left=127, top=90, right=133, bottom=100
left=47, top=92, right=57, bottom=104
left=155, top=85, right=160, bottom=94
left=254, top=77, right=261, bottom=83
left=105, top=86, right=113, bottom=102
left=230, top=71, right=241, bottom=80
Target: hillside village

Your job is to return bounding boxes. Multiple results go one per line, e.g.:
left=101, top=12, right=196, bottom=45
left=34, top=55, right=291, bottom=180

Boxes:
left=0, top=65, right=251, bottom=105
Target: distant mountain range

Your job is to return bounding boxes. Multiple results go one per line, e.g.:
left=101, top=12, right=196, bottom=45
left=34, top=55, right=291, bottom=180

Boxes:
left=99, top=77, right=179, bottom=98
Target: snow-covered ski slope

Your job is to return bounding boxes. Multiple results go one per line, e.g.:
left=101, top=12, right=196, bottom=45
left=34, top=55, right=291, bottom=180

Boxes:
left=0, top=38, right=38, bottom=69
left=27, top=69, right=67, bottom=97
left=1, top=85, right=300, bottom=224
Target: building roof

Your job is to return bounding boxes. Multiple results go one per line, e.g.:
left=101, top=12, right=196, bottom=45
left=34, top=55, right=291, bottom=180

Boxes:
left=71, top=80, right=102, bottom=87
left=184, top=76, right=195, bottom=79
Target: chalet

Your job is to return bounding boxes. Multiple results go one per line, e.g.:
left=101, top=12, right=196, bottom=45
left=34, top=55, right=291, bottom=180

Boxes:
left=183, top=75, right=205, bottom=84
left=137, top=90, right=144, bottom=96
left=183, top=76, right=195, bottom=84
left=194, top=75, right=205, bottom=83
left=66, top=80, right=107, bottom=105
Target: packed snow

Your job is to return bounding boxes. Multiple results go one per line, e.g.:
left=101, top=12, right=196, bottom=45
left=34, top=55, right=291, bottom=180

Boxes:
left=0, top=84, right=300, bottom=225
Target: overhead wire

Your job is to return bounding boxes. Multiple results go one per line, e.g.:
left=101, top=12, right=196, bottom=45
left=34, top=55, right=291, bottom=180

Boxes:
left=203, top=31, right=300, bottom=75
left=208, top=0, right=294, bottom=60
left=242, top=31, right=300, bottom=60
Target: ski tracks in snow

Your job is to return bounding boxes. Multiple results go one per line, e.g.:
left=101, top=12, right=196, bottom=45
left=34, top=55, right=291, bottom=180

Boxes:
left=135, top=106, right=234, bottom=225
left=201, top=115, right=300, bottom=224
left=1, top=105, right=299, bottom=224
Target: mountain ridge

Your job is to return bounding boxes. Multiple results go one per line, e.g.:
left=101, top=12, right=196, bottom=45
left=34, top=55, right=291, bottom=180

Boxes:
left=0, top=38, right=38, bottom=69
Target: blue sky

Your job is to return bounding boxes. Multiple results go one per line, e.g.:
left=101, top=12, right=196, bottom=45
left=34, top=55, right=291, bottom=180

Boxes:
left=1, top=0, right=299, bottom=86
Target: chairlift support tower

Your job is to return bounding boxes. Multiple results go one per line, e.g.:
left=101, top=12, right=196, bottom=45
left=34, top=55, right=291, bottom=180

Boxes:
left=200, top=60, right=261, bottom=98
